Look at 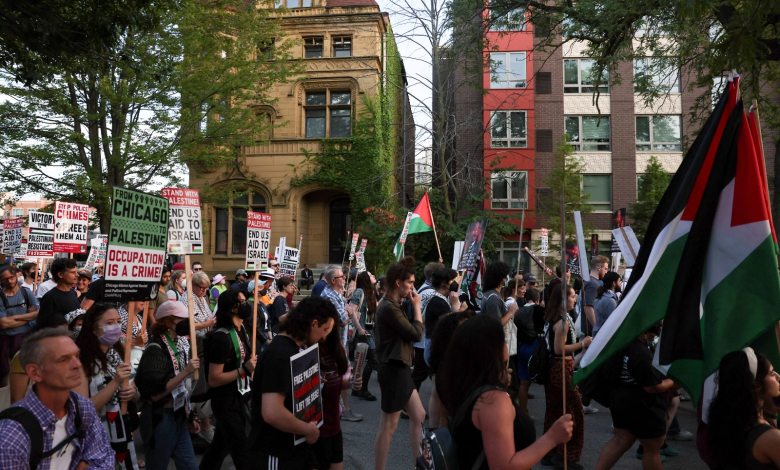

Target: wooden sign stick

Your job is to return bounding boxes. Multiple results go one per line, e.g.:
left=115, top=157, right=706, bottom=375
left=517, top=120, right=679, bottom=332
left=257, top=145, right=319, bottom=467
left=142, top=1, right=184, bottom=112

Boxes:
left=184, top=255, right=199, bottom=381
left=121, top=302, right=136, bottom=415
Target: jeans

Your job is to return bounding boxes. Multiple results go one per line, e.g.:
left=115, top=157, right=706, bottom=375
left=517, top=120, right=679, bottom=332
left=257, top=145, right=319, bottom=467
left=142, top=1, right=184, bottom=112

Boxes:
left=140, top=405, right=199, bottom=470
left=361, top=347, right=378, bottom=393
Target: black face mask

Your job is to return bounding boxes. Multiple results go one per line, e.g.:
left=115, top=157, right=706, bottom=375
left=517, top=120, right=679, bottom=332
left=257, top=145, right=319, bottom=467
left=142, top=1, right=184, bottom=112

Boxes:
left=237, top=303, right=252, bottom=320
left=174, top=319, right=191, bottom=337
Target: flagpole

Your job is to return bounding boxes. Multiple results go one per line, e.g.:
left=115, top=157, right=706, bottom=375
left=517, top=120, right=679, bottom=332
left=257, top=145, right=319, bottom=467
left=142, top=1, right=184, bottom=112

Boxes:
left=514, top=208, right=526, bottom=299
left=560, top=151, right=568, bottom=470
left=341, top=230, right=351, bottom=270
left=426, top=192, right=443, bottom=262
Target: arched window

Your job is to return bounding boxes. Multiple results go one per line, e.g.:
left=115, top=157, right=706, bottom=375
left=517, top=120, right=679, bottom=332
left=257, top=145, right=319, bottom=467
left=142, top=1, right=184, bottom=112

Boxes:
left=214, top=190, right=267, bottom=255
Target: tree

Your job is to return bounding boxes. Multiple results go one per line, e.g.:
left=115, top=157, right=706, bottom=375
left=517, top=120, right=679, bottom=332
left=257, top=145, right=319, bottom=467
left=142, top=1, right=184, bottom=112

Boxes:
left=0, top=0, right=302, bottom=231
left=631, top=155, right=670, bottom=244
left=537, top=135, right=593, bottom=253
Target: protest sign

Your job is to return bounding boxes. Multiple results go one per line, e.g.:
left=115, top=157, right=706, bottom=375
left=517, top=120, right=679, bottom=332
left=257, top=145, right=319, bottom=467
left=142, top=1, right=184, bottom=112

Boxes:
left=611, top=208, right=626, bottom=254
left=590, top=234, right=599, bottom=259
left=451, top=241, right=465, bottom=270
left=573, top=211, right=590, bottom=282
left=3, top=218, right=23, bottom=255
left=161, top=188, right=203, bottom=255
left=53, top=202, right=89, bottom=254
left=28, top=210, right=55, bottom=258
left=356, top=238, right=368, bottom=272
left=279, top=246, right=300, bottom=279
left=16, top=242, right=27, bottom=261
left=104, top=187, right=169, bottom=301
left=458, top=220, right=488, bottom=271
left=612, top=226, right=641, bottom=266
left=565, top=243, right=581, bottom=276
left=348, top=233, right=359, bottom=261
left=246, top=212, right=272, bottom=271
left=291, top=344, right=323, bottom=445
left=399, top=212, right=413, bottom=244
left=84, top=235, right=108, bottom=272
left=523, top=247, right=555, bottom=276
left=540, top=228, right=549, bottom=257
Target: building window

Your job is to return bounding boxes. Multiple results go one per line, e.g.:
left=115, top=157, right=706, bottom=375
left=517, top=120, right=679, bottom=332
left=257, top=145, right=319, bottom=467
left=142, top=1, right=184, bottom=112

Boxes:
left=633, top=58, right=679, bottom=93
left=332, top=37, right=352, bottom=57
left=564, top=59, right=609, bottom=93
left=636, top=116, right=681, bottom=151
left=284, top=0, right=311, bottom=7
left=199, top=102, right=209, bottom=133
left=565, top=116, right=611, bottom=151
left=490, top=52, right=527, bottom=89
left=214, top=191, right=267, bottom=255
left=489, top=8, right=526, bottom=31
left=490, top=111, right=527, bottom=148
left=491, top=171, right=528, bottom=209
left=257, top=39, right=275, bottom=61
left=11, top=208, right=23, bottom=217
left=304, top=37, right=323, bottom=58
left=305, top=90, right=351, bottom=138
left=582, top=175, right=612, bottom=211
left=486, top=241, right=531, bottom=274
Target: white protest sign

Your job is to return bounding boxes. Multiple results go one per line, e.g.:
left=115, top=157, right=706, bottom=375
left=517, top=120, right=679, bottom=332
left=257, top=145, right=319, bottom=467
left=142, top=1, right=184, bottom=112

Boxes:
left=348, top=233, right=360, bottom=261
left=276, top=237, right=286, bottom=263
left=54, top=202, right=89, bottom=254
left=161, top=188, right=203, bottom=255
left=540, top=227, right=549, bottom=257
left=279, top=246, right=300, bottom=279
left=399, top=212, right=413, bottom=244
left=84, top=235, right=108, bottom=272
left=573, top=212, right=590, bottom=282
left=17, top=242, right=27, bottom=261
left=246, top=212, right=272, bottom=271
left=356, top=238, right=368, bottom=272
left=3, top=218, right=23, bottom=255
left=28, top=210, right=55, bottom=258
left=611, top=226, right=641, bottom=267
left=452, top=241, right=464, bottom=270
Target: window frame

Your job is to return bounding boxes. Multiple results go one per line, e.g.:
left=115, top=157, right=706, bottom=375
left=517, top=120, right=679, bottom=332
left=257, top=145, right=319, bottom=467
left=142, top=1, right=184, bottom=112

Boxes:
left=633, top=58, right=680, bottom=93
left=11, top=208, right=23, bottom=217
left=563, top=59, right=609, bottom=94
left=565, top=115, right=611, bottom=151
left=304, top=37, right=324, bottom=59
left=303, top=89, right=352, bottom=139
left=332, top=36, right=352, bottom=58
left=489, top=8, right=527, bottom=31
left=490, top=171, right=529, bottom=209
left=490, top=110, right=528, bottom=148
left=635, top=115, right=682, bottom=152
left=214, top=191, right=268, bottom=256
left=581, top=174, right=612, bottom=212
left=489, top=52, right=527, bottom=89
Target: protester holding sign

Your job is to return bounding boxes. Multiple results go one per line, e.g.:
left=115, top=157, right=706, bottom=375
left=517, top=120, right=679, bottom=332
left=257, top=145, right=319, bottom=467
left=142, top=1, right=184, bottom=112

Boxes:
left=180, top=272, right=216, bottom=336
left=249, top=296, right=339, bottom=470
left=350, top=271, right=379, bottom=401
left=135, top=301, right=200, bottom=470
left=200, top=290, right=256, bottom=470
left=39, top=257, right=81, bottom=323
left=119, top=301, right=147, bottom=347
left=373, top=256, right=425, bottom=470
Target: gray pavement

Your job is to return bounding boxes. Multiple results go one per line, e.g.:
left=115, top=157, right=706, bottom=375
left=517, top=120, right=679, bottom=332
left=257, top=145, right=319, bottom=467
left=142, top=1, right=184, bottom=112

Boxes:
left=137, top=376, right=709, bottom=469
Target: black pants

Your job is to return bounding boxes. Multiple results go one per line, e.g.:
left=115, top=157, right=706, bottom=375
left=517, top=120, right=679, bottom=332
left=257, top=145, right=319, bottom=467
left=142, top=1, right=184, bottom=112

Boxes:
left=412, top=347, right=429, bottom=390
left=299, top=278, right=313, bottom=289
left=200, top=394, right=253, bottom=470
left=361, top=347, right=378, bottom=393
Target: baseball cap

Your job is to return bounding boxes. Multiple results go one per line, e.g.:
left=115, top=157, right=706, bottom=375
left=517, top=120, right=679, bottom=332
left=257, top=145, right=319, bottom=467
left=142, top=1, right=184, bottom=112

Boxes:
left=236, top=269, right=248, bottom=276
left=77, top=269, right=92, bottom=280
left=525, top=274, right=538, bottom=284
left=155, top=301, right=189, bottom=320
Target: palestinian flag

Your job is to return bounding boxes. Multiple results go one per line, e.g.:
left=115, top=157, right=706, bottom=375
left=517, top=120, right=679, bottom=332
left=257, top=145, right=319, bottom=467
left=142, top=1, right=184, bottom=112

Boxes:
left=574, top=77, right=780, bottom=405
left=393, top=191, right=435, bottom=261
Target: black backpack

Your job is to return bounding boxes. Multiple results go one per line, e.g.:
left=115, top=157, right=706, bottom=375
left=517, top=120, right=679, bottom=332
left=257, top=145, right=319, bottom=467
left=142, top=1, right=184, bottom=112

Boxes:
left=0, top=392, right=85, bottom=469
left=576, top=349, right=620, bottom=408
left=416, top=385, right=502, bottom=470
left=528, top=324, right=552, bottom=385
left=0, top=286, right=33, bottom=310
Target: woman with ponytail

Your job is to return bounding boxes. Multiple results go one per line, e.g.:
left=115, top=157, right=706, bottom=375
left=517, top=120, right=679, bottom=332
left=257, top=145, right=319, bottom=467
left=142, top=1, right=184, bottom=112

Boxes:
left=707, top=349, right=780, bottom=469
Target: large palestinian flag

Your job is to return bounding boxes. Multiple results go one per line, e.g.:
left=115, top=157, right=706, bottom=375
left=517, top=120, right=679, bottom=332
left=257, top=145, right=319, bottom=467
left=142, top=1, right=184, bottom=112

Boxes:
left=393, top=191, right=435, bottom=261
left=573, top=77, right=780, bottom=404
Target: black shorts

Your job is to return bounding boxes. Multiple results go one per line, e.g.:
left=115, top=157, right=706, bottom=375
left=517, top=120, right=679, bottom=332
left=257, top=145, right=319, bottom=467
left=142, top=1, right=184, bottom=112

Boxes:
left=609, top=387, right=668, bottom=440
left=257, top=447, right=318, bottom=470
left=311, top=431, right=343, bottom=469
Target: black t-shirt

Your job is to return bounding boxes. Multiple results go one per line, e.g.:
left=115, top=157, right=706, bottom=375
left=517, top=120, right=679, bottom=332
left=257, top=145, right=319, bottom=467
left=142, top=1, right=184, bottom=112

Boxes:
left=617, top=339, right=667, bottom=407
left=39, top=287, right=81, bottom=323
left=424, top=296, right=451, bottom=338
left=250, top=335, right=308, bottom=458
left=84, top=278, right=105, bottom=302
left=206, top=327, right=251, bottom=400
left=270, top=295, right=289, bottom=333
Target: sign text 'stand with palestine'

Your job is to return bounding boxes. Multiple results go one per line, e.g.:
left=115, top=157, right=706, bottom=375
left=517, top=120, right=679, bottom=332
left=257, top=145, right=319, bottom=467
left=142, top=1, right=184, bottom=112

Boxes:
left=104, top=187, right=169, bottom=302
left=161, top=188, right=203, bottom=255
left=3, top=218, right=23, bottom=255
left=53, top=202, right=89, bottom=254
left=246, top=212, right=272, bottom=271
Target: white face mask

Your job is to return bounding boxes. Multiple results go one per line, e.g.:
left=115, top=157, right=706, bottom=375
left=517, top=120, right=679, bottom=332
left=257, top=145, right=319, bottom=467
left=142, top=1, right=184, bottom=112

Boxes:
left=180, top=279, right=187, bottom=288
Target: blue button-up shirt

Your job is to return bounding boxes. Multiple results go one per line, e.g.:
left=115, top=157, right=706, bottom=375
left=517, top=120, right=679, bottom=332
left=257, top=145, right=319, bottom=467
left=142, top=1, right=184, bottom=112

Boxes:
left=321, top=285, right=348, bottom=347
left=0, top=388, right=114, bottom=470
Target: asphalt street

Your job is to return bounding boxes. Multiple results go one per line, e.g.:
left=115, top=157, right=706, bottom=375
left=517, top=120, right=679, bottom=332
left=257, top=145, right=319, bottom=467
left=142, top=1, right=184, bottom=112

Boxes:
left=137, top=374, right=709, bottom=469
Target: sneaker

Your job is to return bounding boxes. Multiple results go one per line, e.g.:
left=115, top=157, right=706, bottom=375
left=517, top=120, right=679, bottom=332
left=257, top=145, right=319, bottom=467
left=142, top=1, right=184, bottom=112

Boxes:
left=341, top=409, right=363, bottom=422
left=667, top=430, right=694, bottom=441
left=198, top=427, right=215, bottom=444
left=583, top=404, right=599, bottom=414
left=551, top=454, right=583, bottom=469
left=636, top=452, right=667, bottom=462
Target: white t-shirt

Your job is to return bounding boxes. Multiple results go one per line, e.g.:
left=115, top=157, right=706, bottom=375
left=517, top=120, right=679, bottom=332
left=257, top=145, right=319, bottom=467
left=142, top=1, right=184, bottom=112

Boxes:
left=35, top=280, right=57, bottom=299
left=49, top=415, right=75, bottom=470
left=21, top=281, right=33, bottom=291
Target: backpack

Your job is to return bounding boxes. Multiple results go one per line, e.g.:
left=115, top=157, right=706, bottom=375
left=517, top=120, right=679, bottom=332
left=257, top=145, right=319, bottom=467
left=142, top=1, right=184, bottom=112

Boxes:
left=0, top=286, right=33, bottom=310
left=0, top=392, right=84, bottom=469
left=528, top=324, right=552, bottom=385
left=416, top=385, right=501, bottom=470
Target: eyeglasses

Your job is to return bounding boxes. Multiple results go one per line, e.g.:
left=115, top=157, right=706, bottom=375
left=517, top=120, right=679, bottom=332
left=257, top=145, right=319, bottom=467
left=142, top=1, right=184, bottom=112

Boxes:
left=193, top=284, right=209, bottom=290
left=270, top=264, right=279, bottom=268
left=193, top=268, right=203, bottom=272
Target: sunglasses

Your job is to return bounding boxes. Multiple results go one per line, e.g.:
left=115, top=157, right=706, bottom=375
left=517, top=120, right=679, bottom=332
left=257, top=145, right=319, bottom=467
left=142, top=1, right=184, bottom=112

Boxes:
left=193, top=268, right=203, bottom=272
left=270, top=264, right=279, bottom=268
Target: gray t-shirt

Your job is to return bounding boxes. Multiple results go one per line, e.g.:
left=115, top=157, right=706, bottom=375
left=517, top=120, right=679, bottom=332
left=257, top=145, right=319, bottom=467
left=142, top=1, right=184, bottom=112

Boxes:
left=593, top=290, right=617, bottom=338
left=582, top=278, right=600, bottom=335
left=479, top=289, right=506, bottom=323
left=0, top=287, right=39, bottom=336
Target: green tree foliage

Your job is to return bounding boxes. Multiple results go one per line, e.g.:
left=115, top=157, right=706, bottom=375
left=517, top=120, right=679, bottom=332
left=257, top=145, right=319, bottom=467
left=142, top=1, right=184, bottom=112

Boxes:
left=0, top=0, right=301, bottom=231
left=631, top=155, right=670, bottom=244
left=538, top=135, right=593, bottom=253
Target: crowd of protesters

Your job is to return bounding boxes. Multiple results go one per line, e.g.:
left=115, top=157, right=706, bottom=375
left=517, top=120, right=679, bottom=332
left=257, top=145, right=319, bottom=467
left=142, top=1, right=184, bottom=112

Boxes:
left=0, top=252, right=778, bottom=470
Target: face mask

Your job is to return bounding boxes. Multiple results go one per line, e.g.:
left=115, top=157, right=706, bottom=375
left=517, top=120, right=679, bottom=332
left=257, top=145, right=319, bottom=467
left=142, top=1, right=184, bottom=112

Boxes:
left=98, top=323, right=122, bottom=346
left=237, top=303, right=252, bottom=320
left=180, top=279, right=187, bottom=288
left=69, top=327, right=81, bottom=340
left=175, top=319, right=192, bottom=337
left=17, top=276, right=23, bottom=284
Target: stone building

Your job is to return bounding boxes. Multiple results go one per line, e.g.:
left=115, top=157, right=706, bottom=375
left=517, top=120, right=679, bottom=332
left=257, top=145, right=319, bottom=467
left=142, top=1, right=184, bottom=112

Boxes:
left=189, top=0, right=414, bottom=274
